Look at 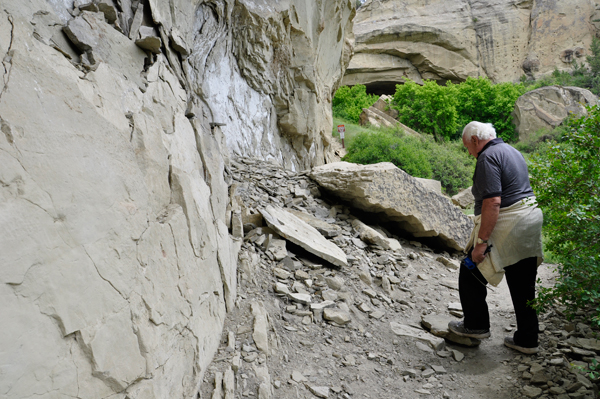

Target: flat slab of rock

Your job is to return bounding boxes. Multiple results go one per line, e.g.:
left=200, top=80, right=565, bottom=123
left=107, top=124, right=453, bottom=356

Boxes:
left=452, top=187, right=475, bottom=209
left=390, top=322, right=445, bottom=351
left=260, top=206, right=347, bottom=268
left=287, top=209, right=341, bottom=237
left=421, top=314, right=481, bottom=347
left=323, top=308, right=351, bottom=325
left=351, top=219, right=403, bottom=252
left=310, top=162, right=473, bottom=251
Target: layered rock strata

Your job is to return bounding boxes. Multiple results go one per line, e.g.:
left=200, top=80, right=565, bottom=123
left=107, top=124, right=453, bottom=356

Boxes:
left=310, top=162, right=473, bottom=251
left=0, top=0, right=355, bottom=397
left=345, top=0, right=599, bottom=93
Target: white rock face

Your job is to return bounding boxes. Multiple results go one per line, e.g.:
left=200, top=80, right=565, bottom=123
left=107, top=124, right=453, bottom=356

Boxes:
left=0, top=0, right=355, bottom=397
left=346, top=0, right=598, bottom=92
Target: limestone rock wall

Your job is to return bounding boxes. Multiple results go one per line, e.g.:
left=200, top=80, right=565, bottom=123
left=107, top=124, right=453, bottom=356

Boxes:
left=345, top=0, right=599, bottom=93
left=0, top=0, right=354, bottom=398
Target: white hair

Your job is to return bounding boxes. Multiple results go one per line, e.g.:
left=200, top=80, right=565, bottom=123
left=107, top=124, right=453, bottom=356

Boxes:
left=462, top=121, right=497, bottom=140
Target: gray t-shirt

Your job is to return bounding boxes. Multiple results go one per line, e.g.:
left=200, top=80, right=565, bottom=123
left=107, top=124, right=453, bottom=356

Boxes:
left=472, top=138, right=534, bottom=216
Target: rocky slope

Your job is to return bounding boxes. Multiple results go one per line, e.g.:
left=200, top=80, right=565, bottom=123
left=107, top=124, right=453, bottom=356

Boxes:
left=0, top=0, right=354, bottom=398
left=201, top=157, right=599, bottom=399
left=344, top=0, right=600, bottom=94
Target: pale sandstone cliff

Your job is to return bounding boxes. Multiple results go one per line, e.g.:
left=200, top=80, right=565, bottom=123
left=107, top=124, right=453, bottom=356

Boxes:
left=0, top=0, right=354, bottom=397
left=345, top=0, right=599, bottom=93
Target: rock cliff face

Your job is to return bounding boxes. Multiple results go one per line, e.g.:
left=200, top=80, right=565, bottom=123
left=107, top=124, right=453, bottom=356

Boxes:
left=345, top=0, right=599, bottom=93
left=0, top=0, right=354, bottom=398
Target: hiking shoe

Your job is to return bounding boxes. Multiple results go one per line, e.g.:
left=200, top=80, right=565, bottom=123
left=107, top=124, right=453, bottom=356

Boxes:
left=504, top=337, right=539, bottom=355
left=448, top=320, right=491, bottom=339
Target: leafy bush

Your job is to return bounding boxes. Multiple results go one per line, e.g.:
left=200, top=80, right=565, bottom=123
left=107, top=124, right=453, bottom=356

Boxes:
left=342, top=129, right=475, bottom=195
left=332, top=85, right=378, bottom=123
left=454, top=78, right=525, bottom=142
left=342, top=129, right=433, bottom=178
left=530, top=106, right=600, bottom=324
left=392, top=80, right=459, bottom=141
left=391, top=77, right=524, bottom=142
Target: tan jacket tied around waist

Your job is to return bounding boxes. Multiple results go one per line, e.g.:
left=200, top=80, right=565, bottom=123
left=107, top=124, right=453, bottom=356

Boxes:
left=466, top=196, right=544, bottom=287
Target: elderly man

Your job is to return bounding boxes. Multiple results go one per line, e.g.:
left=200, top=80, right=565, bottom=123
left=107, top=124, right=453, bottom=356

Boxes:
left=448, top=121, right=543, bottom=354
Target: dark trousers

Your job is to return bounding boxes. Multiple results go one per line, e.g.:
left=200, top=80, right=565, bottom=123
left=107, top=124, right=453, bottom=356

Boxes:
left=458, top=256, right=539, bottom=347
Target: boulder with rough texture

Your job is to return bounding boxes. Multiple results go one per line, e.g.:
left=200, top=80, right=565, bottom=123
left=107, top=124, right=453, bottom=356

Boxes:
left=452, top=187, right=475, bottom=209
left=310, top=162, right=473, bottom=251
left=260, top=206, right=348, bottom=268
left=513, top=86, right=598, bottom=141
left=346, top=0, right=597, bottom=93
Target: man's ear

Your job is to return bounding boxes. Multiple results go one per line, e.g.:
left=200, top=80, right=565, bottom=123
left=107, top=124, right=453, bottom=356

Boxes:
left=471, top=135, right=479, bottom=145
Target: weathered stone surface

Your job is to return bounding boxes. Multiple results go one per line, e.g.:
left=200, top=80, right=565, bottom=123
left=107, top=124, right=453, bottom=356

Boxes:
left=351, top=219, right=403, bottom=252
left=324, top=308, right=352, bottom=325
left=347, top=0, right=597, bottom=92
left=437, top=257, right=460, bottom=271
left=513, top=86, right=598, bottom=141
left=135, top=26, right=162, bottom=54
left=358, top=104, right=420, bottom=137
left=260, top=206, right=348, bottom=268
left=415, top=178, right=442, bottom=194
left=63, top=11, right=146, bottom=86
left=311, top=162, right=473, bottom=251
left=452, top=187, right=475, bottom=209
left=390, top=322, right=446, bottom=351
left=251, top=302, right=269, bottom=353
left=421, top=315, right=481, bottom=347
left=287, top=209, right=342, bottom=238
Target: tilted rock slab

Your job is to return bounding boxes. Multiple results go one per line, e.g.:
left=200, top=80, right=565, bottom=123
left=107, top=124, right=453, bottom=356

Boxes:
left=513, top=86, right=598, bottom=142
left=310, top=162, right=473, bottom=251
left=421, top=314, right=481, bottom=347
left=260, top=206, right=348, bottom=268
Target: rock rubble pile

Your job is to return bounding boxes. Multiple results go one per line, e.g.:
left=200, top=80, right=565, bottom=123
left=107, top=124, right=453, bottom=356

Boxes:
left=202, top=157, right=599, bottom=399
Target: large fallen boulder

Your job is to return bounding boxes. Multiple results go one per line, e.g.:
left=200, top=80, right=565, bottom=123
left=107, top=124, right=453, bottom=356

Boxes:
left=310, top=162, right=473, bottom=251
left=260, top=206, right=348, bottom=268
left=513, top=86, right=598, bottom=142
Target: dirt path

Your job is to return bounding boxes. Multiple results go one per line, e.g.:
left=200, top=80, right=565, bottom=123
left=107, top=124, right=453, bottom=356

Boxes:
left=199, top=158, right=596, bottom=399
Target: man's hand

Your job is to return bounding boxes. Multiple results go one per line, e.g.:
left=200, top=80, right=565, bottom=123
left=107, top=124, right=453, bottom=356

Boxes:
left=472, top=242, right=488, bottom=263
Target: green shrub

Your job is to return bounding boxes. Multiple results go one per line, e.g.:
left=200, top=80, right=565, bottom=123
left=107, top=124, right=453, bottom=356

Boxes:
left=392, top=80, right=459, bottom=141
left=391, top=77, right=524, bottom=142
left=342, top=130, right=433, bottom=178
left=332, top=85, right=378, bottom=123
left=530, top=105, right=600, bottom=324
left=342, top=129, right=475, bottom=196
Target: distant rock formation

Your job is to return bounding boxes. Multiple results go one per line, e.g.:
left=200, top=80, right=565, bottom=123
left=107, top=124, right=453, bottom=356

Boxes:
left=344, top=0, right=599, bottom=94
left=513, top=86, right=599, bottom=141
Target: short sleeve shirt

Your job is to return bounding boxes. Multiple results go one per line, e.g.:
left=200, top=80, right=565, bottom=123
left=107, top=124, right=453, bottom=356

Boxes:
left=472, top=138, right=534, bottom=216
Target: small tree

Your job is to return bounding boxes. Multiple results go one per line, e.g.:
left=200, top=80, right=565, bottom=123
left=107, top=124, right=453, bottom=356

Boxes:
left=530, top=105, right=600, bottom=323
left=392, top=80, right=459, bottom=141
left=332, top=85, right=378, bottom=123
